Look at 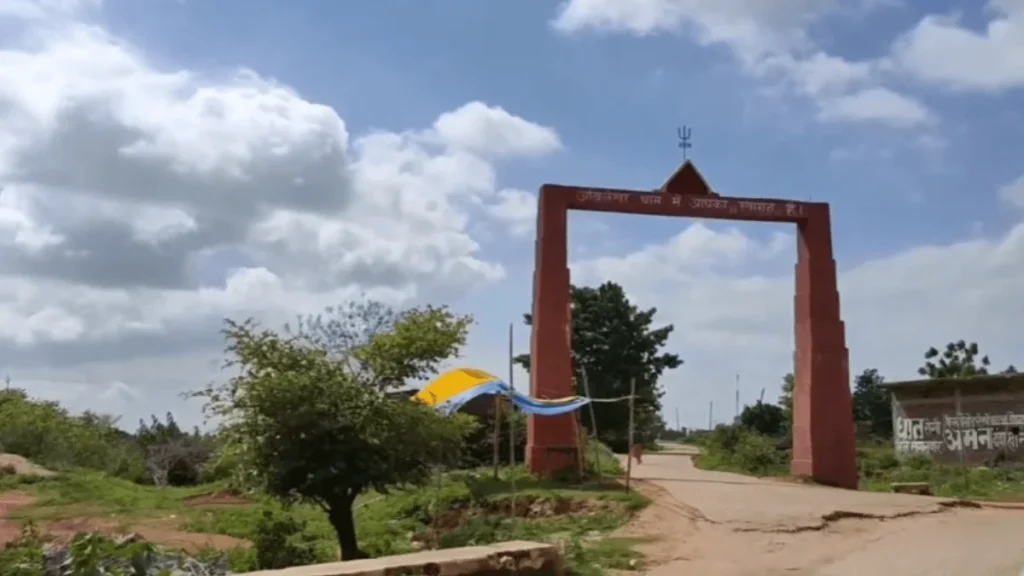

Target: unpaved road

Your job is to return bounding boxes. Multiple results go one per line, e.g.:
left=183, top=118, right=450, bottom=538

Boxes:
left=625, top=445, right=1024, bottom=576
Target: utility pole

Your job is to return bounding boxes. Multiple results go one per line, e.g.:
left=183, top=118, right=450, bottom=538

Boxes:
left=735, top=373, right=740, bottom=420
left=708, top=401, right=713, bottom=430
left=675, top=407, right=680, bottom=432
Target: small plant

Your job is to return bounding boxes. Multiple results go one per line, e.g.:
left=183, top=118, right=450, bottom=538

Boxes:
left=0, top=522, right=46, bottom=576
left=252, top=509, right=334, bottom=570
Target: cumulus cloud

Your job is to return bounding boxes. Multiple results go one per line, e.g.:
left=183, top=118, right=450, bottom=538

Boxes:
left=485, top=189, right=538, bottom=237
left=571, top=194, right=1024, bottom=426
left=0, top=6, right=560, bottom=424
left=999, top=175, right=1024, bottom=209
left=431, top=102, right=562, bottom=158
left=551, top=0, right=934, bottom=128
left=891, top=0, right=1024, bottom=92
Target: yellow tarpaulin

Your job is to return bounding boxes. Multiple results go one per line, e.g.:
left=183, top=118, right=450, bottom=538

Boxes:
left=415, top=367, right=501, bottom=407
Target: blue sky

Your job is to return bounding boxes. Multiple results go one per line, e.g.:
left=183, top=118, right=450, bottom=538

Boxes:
left=98, top=0, right=1022, bottom=262
left=1, top=0, right=1022, bottom=429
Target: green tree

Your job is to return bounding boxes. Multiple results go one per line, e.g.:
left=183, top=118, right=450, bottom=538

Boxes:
left=738, top=402, right=787, bottom=437
left=917, top=340, right=992, bottom=378
left=514, top=282, right=682, bottom=451
left=0, top=387, right=138, bottom=476
left=195, top=304, right=477, bottom=560
left=778, top=373, right=794, bottom=425
left=135, top=413, right=213, bottom=487
left=292, top=298, right=474, bottom=390
left=851, top=368, right=891, bottom=438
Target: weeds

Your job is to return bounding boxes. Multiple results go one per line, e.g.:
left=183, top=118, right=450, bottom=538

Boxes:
left=695, top=426, right=1024, bottom=502
left=693, top=426, right=788, bottom=476
left=2, top=446, right=648, bottom=574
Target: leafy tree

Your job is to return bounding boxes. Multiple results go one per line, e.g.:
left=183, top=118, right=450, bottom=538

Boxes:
left=918, top=340, right=992, bottom=378
left=851, top=368, right=891, bottom=438
left=292, top=298, right=474, bottom=390
left=195, top=304, right=476, bottom=560
left=514, top=282, right=682, bottom=451
left=738, top=402, right=787, bottom=437
left=135, top=412, right=185, bottom=450
left=0, top=387, right=140, bottom=477
left=135, top=413, right=214, bottom=486
left=778, top=373, right=794, bottom=425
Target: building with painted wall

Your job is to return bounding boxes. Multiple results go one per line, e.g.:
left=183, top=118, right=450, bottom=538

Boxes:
left=883, top=374, right=1024, bottom=465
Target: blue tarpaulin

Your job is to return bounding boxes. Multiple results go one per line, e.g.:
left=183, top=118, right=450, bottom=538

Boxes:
left=433, top=379, right=591, bottom=416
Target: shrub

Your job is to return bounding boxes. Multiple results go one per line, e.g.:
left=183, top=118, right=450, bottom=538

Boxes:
left=458, top=405, right=526, bottom=469
left=731, top=431, right=787, bottom=476
left=695, top=425, right=787, bottom=476
left=252, top=509, right=336, bottom=570
left=0, top=388, right=144, bottom=478
left=738, top=402, right=787, bottom=437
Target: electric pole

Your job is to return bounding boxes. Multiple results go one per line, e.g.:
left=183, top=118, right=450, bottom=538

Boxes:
left=734, top=373, right=740, bottom=420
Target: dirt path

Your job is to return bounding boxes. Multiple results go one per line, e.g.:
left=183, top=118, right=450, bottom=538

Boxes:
left=0, top=491, right=37, bottom=543
left=623, top=445, right=1024, bottom=575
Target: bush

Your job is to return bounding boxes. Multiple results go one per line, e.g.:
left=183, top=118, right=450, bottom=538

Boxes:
left=458, top=405, right=526, bottom=469
left=0, top=388, right=145, bottom=478
left=732, top=432, right=787, bottom=476
left=585, top=440, right=623, bottom=478
left=738, top=402, right=787, bottom=437
left=694, top=425, right=787, bottom=476
left=252, top=509, right=336, bottom=570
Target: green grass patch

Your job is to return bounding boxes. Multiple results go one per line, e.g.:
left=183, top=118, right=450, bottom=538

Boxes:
left=694, top=430, right=1024, bottom=502
left=186, top=466, right=649, bottom=570
left=3, top=461, right=649, bottom=575
left=6, top=469, right=218, bottom=521
left=585, top=439, right=625, bottom=478
left=857, top=443, right=1024, bottom=500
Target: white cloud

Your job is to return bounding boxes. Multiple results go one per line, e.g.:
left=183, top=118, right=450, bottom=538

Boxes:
left=0, top=0, right=98, bottom=21
left=816, top=87, right=933, bottom=126
left=891, top=1, right=1024, bottom=92
left=0, top=7, right=560, bottom=425
left=551, top=0, right=934, bottom=128
left=999, top=175, right=1024, bottom=209
left=552, top=0, right=831, bottom=59
left=572, top=202, right=1024, bottom=426
left=485, top=189, right=537, bottom=237
left=431, top=102, right=562, bottom=158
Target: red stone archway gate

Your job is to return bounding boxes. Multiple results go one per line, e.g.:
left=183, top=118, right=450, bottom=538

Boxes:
left=526, top=161, right=858, bottom=489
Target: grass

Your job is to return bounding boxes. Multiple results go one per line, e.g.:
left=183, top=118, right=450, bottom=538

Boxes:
left=692, top=428, right=1024, bottom=502
left=856, top=442, right=1024, bottom=501
left=0, top=446, right=650, bottom=575
left=690, top=427, right=789, bottom=477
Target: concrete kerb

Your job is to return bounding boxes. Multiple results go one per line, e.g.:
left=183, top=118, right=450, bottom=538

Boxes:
left=238, top=541, right=563, bottom=576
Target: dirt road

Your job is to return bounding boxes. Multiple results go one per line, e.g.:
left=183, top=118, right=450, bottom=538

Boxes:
left=626, top=445, right=1024, bottom=576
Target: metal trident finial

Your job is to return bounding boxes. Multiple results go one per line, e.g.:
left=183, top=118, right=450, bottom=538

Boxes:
left=677, top=126, right=693, bottom=160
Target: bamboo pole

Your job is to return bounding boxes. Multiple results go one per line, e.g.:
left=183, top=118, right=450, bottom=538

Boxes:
left=625, top=377, right=636, bottom=493
left=508, top=322, right=517, bottom=517
left=573, top=410, right=584, bottom=481
left=492, top=394, right=501, bottom=479
left=580, top=367, right=602, bottom=484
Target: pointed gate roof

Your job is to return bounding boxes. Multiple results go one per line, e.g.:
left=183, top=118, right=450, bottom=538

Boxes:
left=659, top=160, right=717, bottom=196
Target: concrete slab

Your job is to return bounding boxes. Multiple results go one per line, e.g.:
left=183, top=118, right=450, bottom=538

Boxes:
left=239, top=540, right=562, bottom=576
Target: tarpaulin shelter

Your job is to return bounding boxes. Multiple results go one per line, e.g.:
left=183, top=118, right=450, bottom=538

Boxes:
left=415, top=368, right=590, bottom=416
